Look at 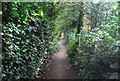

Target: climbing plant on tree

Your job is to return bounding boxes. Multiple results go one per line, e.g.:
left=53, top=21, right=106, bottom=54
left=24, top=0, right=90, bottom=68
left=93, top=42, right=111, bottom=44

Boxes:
left=2, top=1, right=119, bottom=80
left=55, top=2, right=119, bottom=79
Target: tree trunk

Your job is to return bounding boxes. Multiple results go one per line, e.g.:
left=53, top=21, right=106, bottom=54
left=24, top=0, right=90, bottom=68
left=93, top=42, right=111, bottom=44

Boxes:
left=118, top=1, right=120, bottom=26
left=76, top=2, right=83, bottom=45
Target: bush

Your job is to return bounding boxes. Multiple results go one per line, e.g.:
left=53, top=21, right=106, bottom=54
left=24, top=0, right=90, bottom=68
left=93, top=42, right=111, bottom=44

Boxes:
left=68, top=27, right=119, bottom=79
left=64, top=2, right=119, bottom=79
left=2, top=2, right=58, bottom=80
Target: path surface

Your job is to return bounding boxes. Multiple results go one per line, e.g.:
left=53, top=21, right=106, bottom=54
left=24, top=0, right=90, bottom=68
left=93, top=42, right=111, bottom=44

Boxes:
left=44, top=39, right=79, bottom=79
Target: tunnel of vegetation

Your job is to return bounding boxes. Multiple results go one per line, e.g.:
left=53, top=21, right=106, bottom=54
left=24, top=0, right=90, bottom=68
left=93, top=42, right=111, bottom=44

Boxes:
left=2, top=1, right=119, bottom=80
left=57, top=2, right=119, bottom=79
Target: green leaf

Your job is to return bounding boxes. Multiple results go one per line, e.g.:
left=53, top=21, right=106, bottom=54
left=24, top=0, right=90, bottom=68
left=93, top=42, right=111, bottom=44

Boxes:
left=4, top=40, right=11, bottom=45
left=40, top=10, right=44, bottom=16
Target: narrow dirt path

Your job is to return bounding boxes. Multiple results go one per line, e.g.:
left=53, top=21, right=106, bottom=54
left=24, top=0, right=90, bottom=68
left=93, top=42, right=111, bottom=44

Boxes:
left=44, top=39, right=79, bottom=79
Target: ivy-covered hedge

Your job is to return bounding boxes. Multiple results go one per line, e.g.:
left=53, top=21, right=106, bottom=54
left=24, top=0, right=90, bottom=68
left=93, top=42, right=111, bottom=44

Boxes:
left=64, top=2, right=119, bottom=79
left=72, top=27, right=118, bottom=79
left=2, top=2, right=58, bottom=80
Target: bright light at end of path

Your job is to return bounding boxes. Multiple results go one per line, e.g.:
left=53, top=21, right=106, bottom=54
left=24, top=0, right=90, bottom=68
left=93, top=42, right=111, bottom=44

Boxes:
left=93, top=0, right=100, bottom=3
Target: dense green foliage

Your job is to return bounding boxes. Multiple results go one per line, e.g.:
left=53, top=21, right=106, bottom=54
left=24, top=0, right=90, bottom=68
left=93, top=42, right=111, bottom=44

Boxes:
left=56, top=2, right=119, bottom=79
left=2, top=1, right=119, bottom=80
left=2, top=2, right=58, bottom=80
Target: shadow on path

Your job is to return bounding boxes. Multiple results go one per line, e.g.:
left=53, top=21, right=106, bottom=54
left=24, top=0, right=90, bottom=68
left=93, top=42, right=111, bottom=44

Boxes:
left=44, top=39, right=79, bottom=79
